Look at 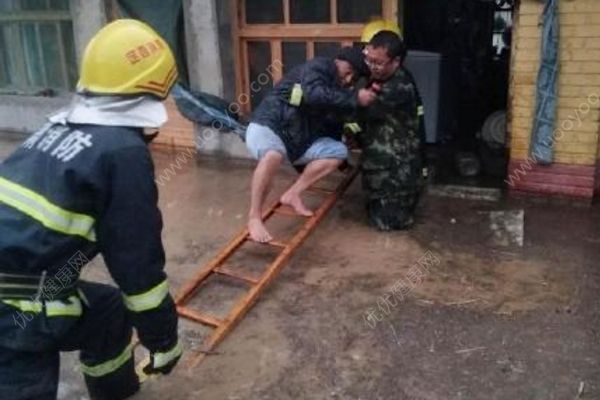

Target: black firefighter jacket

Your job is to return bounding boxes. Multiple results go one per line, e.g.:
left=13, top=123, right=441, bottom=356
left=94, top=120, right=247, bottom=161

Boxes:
left=0, top=123, right=178, bottom=353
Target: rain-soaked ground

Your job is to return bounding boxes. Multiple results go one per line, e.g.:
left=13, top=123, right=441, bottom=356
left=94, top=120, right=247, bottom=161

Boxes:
left=1, top=134, right=600, bottom=400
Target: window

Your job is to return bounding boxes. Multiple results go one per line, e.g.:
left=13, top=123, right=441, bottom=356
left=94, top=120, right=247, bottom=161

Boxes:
left=281, top=42, right=306, bottom=74
left=247, top=41, right=273, bottom=108
left=0, top=0, right=77, bottom=95
left=337, top=0, right=383, bottom=23
left=245, top=0, right=284, bottom=24
left=234, top=0, right=399, bottom=113
left=289, top=0, right=330, bottom=24
left=314, top=42, right=341, bottom=58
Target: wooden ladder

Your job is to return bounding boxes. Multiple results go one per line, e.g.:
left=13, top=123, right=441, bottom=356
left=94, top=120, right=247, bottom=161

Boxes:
left=175, top=167, right=359, bottom=367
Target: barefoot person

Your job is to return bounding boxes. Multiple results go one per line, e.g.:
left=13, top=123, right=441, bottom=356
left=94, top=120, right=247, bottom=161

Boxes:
left=246, top=47, right=376, bottom=242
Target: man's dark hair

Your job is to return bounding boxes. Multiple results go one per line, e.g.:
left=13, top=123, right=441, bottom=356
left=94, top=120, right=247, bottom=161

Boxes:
left=369, top=30, right=407, bottom=62
left=335, top=46, right=370, bottom=77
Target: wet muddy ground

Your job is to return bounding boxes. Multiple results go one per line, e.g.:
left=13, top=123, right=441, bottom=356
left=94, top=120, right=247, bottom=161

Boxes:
left=2, top=136, right=599, bottom=399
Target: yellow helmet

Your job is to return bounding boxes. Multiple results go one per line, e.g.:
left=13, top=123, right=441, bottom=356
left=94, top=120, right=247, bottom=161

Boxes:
left=78, top=19, right=178, bottom=99
left=361, top=19, right=402, bottom=43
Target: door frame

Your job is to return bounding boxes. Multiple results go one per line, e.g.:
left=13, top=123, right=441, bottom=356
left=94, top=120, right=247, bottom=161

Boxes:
left=230, top=0, right=400, bottom=115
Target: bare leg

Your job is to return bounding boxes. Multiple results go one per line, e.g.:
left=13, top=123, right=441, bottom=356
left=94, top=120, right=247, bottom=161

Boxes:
left=248, top=151, right=284, bottom=242
left=281, top=158, right=342, bottom=216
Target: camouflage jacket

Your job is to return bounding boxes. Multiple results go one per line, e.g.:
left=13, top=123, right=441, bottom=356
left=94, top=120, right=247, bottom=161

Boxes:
left=359, top=67, right=425, bottom=173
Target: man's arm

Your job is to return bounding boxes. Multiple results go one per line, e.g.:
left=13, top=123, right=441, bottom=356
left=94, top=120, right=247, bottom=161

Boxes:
left=366, top=78, right=416, bottom=120
left=96, top=145, right=181, bottom=372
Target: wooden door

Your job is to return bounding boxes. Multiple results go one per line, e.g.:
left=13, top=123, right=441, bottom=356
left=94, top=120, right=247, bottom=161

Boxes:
left=231, top=0, right=400, bottom=114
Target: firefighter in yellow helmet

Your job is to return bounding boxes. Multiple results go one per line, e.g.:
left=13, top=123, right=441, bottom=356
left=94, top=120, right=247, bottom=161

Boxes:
left=0, top=19, right=181, bottom=400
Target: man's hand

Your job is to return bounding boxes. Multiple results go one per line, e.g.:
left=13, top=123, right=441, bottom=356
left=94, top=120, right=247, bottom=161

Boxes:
left=370, top=82, right=382, bottom=93
left=357, top=88, right=377, bottom=107
left=142, top=340, right=183, bottom=376
left=343, top=131, right=360, bottom=150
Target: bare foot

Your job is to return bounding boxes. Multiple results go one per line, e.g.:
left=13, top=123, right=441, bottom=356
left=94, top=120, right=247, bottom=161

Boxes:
left=248, top=217, right=273, bottom=243
left=280, top=192, right=314, bottom=217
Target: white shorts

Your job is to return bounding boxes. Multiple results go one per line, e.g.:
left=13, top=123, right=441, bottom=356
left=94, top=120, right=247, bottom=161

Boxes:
left=245, top=123, right=348, bottom=166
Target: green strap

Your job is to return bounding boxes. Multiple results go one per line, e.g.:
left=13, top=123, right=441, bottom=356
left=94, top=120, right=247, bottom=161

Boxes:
left=0, top=177, right=96, bottom=242
left=344, top=122, right=362, bottom=134
left=2, top=296, right=82, bottom=317
left=81, top=343, right=133, bottom=378
left=289, top=83, right=303, bottom=107
left=47, top=297, right=83, bottom=317
left=123, top=280, right=170, bottom=313
left=153, top=340, right=183, bottom=369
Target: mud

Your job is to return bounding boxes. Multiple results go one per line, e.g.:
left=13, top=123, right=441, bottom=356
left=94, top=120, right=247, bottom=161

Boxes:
left=1, top=137, right=599, bottom=399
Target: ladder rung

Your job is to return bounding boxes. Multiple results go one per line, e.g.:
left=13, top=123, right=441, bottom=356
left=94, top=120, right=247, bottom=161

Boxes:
left=214, top=267, right=260, bottom=285
left=267, top=240, right=288, bottom=248
left=306, top=186, right=334, bottom=195
left=177, top=306, right=224, bottom=328
left=274, top=207, right=305, bottom=217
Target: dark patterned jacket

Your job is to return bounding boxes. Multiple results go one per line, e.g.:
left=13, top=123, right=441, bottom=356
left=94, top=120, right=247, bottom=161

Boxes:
left=358, top=67, right=426, bottom=230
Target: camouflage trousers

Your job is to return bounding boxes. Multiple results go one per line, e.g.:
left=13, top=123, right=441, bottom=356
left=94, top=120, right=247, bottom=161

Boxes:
left=361, top=162, right=422, bottom=231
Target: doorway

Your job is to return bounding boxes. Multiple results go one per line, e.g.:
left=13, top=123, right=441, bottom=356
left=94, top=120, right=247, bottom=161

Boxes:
left=404, top=0, right=516, bottom=187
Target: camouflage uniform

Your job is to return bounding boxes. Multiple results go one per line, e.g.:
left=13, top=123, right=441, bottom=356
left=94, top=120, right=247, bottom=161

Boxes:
left=359, top=68, right=425, bottom=231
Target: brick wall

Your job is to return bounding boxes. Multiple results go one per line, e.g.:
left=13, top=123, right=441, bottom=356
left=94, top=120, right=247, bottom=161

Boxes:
left=152, top=96, right=196, bottom=149
left=507, top=0, right=600, bottom=200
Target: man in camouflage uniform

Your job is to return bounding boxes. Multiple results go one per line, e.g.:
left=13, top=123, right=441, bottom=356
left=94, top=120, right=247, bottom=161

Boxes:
left=359, top=31, right=426, bottom=230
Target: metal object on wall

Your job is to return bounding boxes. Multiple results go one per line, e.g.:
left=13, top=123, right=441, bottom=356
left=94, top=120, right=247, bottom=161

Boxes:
left=404, top=50, right=452, bottom=144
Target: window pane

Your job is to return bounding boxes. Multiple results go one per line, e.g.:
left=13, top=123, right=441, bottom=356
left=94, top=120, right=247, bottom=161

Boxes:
left=282, top=41, right=306, bottom=74
left=337, top=0, right=382, bottom=23
left=290, top=0, right=330, bottom=24
left=0, top=1, right=17, bottom=12
left=1, top=25, right=20, bottom=89
left=21, top=22, right=45, bottom=88
left=20, top=0, right=48, bottom=11
left=49, top=0, right=69, bottom=10
left=0, top=28, right=9, bottom=86
left=60, top=21, right=76, bottom=88
left=40, top=23, right=64, bottom=87
left=246, top=0, right=284, bottom=24
left=247, top=41, right=273, bottom=109
left=314, top=42, right=340, bottom=58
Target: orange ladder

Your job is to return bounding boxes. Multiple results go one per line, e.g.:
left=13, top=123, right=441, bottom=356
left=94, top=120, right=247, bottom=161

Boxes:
left=175, top=167, right=359, bottom=367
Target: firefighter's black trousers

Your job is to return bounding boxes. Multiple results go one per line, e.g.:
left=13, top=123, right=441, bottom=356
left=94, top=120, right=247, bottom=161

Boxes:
left=0, top=282, right=139, bottom=400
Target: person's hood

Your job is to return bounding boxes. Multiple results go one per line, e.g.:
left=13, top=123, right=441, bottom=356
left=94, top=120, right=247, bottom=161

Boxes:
left=48, top=94, right=168, bottom=128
